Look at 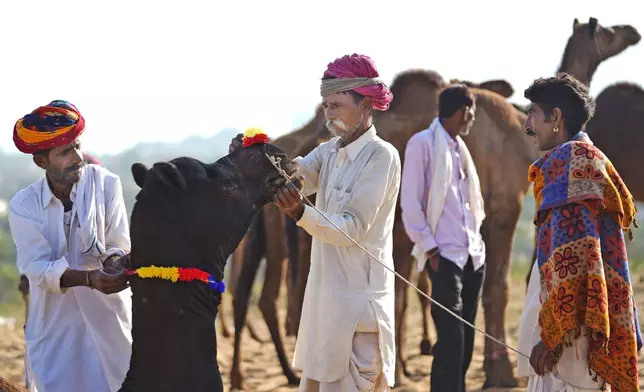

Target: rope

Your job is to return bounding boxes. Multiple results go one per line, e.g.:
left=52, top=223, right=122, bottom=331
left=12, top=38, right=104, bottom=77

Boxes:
left=264, top=153, right=531, bottom=361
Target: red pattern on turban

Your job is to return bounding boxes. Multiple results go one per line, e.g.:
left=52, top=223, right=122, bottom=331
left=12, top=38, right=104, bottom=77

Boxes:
left=322, top=54, right=393, bottom=111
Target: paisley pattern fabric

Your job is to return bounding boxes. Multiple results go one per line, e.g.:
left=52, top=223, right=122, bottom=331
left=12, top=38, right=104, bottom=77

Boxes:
left=528, top=131, right=642, bottom=392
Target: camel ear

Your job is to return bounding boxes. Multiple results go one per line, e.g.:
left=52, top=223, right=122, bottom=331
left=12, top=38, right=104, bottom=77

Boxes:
left=478, top=79, right=514, bottom=98
left=132, top=163, right=149, bottom=189
left=589, top=17, right=599, bottom=37
left=573, top=18, right=580, bottom=31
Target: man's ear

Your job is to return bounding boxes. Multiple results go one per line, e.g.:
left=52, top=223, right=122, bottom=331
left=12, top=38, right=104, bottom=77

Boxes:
left=361, top=97, right=372, bottom=113
left=33, top=154, right=47, bottom=170
left=552, top=107, right=563, bottom=127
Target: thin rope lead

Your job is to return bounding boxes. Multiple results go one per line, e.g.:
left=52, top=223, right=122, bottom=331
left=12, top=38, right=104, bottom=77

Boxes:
left=265, top=153, right=531, bottom=361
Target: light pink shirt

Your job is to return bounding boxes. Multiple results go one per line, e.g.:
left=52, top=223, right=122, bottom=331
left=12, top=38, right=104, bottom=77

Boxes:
left=400, top=124, right=485, bottom=271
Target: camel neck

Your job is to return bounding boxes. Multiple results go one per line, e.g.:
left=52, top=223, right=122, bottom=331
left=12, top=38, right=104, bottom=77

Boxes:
left=558, top=40, right=600, bottom=87
left=119, top=283, right=223, bottom=392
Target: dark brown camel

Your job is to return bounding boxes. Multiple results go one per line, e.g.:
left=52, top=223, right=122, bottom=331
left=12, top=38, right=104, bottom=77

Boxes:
left=118, top=140, right=298, bottom=392
left=525, top=17, right=642, bottom=287
left=229, top=70, right=535, bottom=389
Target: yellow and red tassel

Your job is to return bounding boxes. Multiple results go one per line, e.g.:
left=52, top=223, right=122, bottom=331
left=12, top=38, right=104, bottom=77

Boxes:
left=242, top=127, right=270, bottom=148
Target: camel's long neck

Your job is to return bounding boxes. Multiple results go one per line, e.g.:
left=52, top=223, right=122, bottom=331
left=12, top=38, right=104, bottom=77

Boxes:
left=557, top=40, right=601, bottom=87
left=119, top=284, right=223, bottom=392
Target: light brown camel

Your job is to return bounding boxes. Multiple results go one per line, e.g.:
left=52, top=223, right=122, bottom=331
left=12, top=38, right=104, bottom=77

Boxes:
left=229, top=70, right=535, bottom=389
left=0, top=377, right=27, bottom=392
left=525, top=17, right=642, bottom=286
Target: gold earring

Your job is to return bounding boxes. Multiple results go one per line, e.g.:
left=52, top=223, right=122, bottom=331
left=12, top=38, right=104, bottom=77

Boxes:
left=553, top=127, right=559, bottom=133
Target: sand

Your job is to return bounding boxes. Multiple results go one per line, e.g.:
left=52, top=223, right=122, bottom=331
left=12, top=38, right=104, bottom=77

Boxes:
left=2, top=277, right=644, bottom=391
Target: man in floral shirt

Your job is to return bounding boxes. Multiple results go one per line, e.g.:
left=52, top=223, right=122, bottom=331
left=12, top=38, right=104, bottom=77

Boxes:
left=517, top=73, right=642, bottom=391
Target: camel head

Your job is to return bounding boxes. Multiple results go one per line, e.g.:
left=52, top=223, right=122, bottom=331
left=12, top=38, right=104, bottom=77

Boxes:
left=572, top=17, right=641, bottom=59
left=128, top=140, right=298, bottom=282
left=561, top=17, right=641, bottom=85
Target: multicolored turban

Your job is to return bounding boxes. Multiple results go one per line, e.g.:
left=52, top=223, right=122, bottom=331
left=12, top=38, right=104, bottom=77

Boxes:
left=320, top=54, right=393, bottom=111
left=13, top=100, right=86, bottom=154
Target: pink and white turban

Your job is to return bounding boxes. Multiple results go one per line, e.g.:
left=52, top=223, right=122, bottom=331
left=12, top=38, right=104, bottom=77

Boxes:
left=320, top=54, right=393, bottom=111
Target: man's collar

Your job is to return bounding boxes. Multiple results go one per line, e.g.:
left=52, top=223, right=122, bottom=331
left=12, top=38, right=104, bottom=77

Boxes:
left=40, top=173, right=80, bottom=209
left=41, top=177, right=55, bottom=209
left=436, top=120, right=458, bottom=148
left=338, top=125, right=377, bottom=161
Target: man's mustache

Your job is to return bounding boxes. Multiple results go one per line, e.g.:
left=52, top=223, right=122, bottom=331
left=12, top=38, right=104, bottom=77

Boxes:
left=66, top=162, right=86, bottom=173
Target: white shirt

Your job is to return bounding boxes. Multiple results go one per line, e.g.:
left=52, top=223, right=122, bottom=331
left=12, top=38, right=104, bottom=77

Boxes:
left=9, top=164, right=133, bottom=392
left=292, top=126, right=400, bottom=387
left=401, top=124, right=485, bottom=271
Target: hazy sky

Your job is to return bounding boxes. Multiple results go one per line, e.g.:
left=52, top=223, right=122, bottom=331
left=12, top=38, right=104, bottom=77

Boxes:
left=1, top=0, right=642, bottom=155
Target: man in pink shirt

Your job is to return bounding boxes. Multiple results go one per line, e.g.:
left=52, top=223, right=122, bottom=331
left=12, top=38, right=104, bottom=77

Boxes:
left=400, top=85, right=485, bottom=392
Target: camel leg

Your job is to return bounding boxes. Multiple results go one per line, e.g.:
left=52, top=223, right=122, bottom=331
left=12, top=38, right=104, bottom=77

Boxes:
left=417, top=270, right=433, bottom=356
left=218, top=298, right=232, bottom=338
left=258, top=204, right=300, bottom=385
left=289, top=226, right=311, bottom=337
left=218, top=253, right=235, bottom=338
left=257, top=259, right=300, bottom=385
left=290, top=196, right=316, bottom=337
left=225, top=235, right=269, bottom=344
left=231, top=214, right=266, bottom=391
left=481, top=204, right=521, bottom=389
left=393, top=229, right=414, bottom=384
left=284, top=216, right=300, bottom=336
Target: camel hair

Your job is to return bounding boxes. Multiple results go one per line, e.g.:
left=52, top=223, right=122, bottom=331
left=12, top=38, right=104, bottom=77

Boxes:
left=227, top=69, right=536, bottom=390
left=117, top=139, right=298, bottom=391
left=0, top=377, right=27, bottom=392
left=525, top=17, right=642, bottom=286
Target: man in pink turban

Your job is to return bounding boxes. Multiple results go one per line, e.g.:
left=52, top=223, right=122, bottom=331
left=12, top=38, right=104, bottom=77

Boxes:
left=230, top=53, right=398, bottom=391
left=275, top=54, right=399, bottom=391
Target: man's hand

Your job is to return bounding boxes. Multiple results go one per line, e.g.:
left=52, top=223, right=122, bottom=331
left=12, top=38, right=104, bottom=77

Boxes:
left=104, top=253, right=130, bottom=273
left=426, top=248, right=440, bottom=272
left=274, top=183, right=305, bottom=221
left=88, top=269, right=129, bottom=294
left=229, top=134, right=244, bottom=154
left=529, top=340, right=555, bottom=375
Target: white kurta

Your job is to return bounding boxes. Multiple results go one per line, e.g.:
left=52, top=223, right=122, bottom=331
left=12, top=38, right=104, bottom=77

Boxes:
left=292, top=126, right=400, bottom=388
left=8, top=164, right=133, bottom=392
left=518, top=261, right=606, bottom=391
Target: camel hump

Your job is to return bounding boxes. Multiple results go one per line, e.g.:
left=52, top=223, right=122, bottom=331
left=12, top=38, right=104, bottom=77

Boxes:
left=132, top=163, right=149, bottom=188
left=477, top=80, right=514, bottom=98
left=450, top=78, right=514, bottom=98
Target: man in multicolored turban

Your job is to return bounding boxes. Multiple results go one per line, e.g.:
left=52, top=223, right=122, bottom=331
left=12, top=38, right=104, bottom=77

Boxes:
left=231, top=53, right=398, bottom=391
left=9, top=100, right=133, bottom=392
left=517, top=74, right=642, bottom=392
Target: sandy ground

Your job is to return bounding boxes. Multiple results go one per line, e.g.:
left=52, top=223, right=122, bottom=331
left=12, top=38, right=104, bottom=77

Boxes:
left=2, top=276, right=644, bottom=391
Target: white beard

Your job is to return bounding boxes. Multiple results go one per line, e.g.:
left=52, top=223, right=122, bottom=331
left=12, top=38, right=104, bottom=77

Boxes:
left=326, top=111, right=364, bottom=140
